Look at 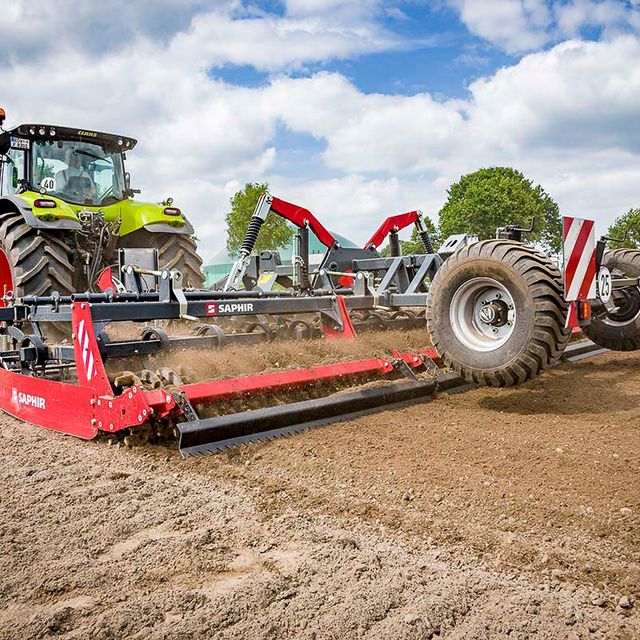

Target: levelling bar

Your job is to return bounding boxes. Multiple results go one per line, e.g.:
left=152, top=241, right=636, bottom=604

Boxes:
left=175, top=340, right=606, bottom=458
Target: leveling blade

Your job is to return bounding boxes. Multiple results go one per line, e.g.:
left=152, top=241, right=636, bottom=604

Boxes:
left=178, top=372, right=462, bottom=457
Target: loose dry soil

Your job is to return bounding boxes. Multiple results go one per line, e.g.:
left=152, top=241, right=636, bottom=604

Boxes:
left=0, top=340, right=638, bottom=639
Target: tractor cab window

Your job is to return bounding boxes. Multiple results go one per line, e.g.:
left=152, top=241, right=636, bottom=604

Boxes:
left=0, top=147, right=25, bottom=196
left=32, top=140, right=126, bottom=206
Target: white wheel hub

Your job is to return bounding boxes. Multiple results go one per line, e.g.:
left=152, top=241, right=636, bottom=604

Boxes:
left=449, top=277, right=516, bottom=352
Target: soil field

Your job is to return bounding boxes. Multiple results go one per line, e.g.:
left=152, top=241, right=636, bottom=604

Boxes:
left=0, top=345, right=638, bottom=639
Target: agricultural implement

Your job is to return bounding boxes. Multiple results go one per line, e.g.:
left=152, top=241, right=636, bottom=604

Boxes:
left=0, top=185, right=638, bottom=455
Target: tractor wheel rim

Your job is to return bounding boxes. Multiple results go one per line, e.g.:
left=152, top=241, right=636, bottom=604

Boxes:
left=449, top=277, right=516, bottom=352
left=601, top=288, right=640, bottom=327
left=0, top=247, right=14, bottom=307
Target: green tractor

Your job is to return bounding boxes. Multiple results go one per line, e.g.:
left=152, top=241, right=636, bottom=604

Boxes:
left=0, top=108, right=204, bottom=303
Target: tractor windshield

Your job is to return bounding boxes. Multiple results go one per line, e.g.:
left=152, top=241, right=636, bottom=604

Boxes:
left=31, top=139, right=126, bottom=206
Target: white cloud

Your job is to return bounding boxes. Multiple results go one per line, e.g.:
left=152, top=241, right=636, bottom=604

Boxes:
left=1, top=4, right=639, bottom=261
left=554, top=0, right=632, bottom=38
left=168, top=8, right=397, bottom=72
left=0, top=0, right=401, bottom=71
left=448, top=0, right=552, bottom=53
left=448, top=0, right=640, bottom=53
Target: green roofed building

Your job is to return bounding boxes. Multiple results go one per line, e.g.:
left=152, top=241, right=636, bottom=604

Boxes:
left=203, top=231, right=358, bottom=287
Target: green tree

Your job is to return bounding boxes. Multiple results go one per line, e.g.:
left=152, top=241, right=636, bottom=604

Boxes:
left=225, top=183, right=293, bottom=257
left=606, top=208, right=640, bottom=248
left=438, top=167, right=563, bottom=253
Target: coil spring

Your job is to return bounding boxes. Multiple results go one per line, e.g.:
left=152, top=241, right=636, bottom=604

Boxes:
left=419, top=230, right=435, bottom=254
left=240, top=217, right=265, bottom=255
left=300, top=260, right=310, bottom=289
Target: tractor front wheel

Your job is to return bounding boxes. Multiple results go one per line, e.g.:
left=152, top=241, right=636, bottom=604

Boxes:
left=0, top=211, right=75, bottom=305
left=584, top=249, right=640, bottom=351
left=119, top=230, right=204, bottom=288
left=426, top=240, right=570, bottom=386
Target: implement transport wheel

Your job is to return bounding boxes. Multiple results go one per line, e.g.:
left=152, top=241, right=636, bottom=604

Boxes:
left=0, top=211, right=74, bottom=305
left=427, top=240, right=570, bottom=386
left=120, top=230, right=204, bottom=288
left=584, top=249, right=640, bottom=351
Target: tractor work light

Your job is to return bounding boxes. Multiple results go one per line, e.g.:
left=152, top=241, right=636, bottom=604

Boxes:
left=164, top=207, right=182, bottom=216
left=34, top=199, right=57, bottom=209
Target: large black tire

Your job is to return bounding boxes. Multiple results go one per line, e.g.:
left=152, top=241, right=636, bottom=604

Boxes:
left=119, top=230, right=204, bottom=288
left=584, top=249, right=640, bottom=351
left=426, top=240, right=570, bottom=386
left=0, top=210, right=74, bottom=299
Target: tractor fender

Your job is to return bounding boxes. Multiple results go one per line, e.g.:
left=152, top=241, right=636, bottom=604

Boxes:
left=118, top=199, right=195, bottom=237
left=0, top=195, right=81, bottom=230
left=142, top=220, right=195, bottom=235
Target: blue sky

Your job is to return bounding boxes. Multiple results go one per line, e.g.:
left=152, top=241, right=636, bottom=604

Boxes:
left=1, top=0, right=639, bottom=259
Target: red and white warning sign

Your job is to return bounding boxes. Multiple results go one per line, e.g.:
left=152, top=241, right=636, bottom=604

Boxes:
left=563, top=217, right=596, bottom=302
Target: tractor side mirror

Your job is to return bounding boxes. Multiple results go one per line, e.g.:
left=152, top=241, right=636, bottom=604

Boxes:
left=124, top=172, right=140, bottom=196
left=0, top=133, right=10, bottom=155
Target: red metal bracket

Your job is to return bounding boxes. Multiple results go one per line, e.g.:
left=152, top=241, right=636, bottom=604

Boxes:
left=365, top=211, right=420, bottom=249
left=94, top=385, right=152, bottom=434
left=322, top=295, right=357, bottom=340
left=71, top=302, right=111, bottom=394
left=418, top=348, right=442, bottom=364
left=96, top=267, right=115, bottom=292
left=270, top=196, right=336, bottom=248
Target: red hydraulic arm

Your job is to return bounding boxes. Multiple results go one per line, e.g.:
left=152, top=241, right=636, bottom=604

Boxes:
left=270, top=196, right=336, bottom=248
left=365, top=211, right=420, bottom=249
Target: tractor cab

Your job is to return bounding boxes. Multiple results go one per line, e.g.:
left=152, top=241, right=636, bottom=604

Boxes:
left=0, top=124, right=136, bottom=207
left=0, top=110, right=204, bottom=295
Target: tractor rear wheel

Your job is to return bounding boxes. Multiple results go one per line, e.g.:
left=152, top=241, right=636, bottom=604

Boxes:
left=0, top=211, right=74, bottom=305
left=426, top=240, right=570, bottom=386
left=119, top=230, right=204, bottom=288
left=584, top=249, right=640, bottom=351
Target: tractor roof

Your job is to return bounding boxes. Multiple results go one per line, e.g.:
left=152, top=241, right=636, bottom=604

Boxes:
left=5, top=124, right=137, bottom=151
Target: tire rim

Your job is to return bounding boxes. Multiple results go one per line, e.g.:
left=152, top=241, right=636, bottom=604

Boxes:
left=0, top=247, right=14, bottom=307
left=601, top=288, right=640, bottom=327
left=449, top=277, right=516, bottom=352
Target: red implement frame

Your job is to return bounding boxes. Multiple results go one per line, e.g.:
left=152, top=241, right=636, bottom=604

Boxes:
left=365, top=211, right=420, bottom=249
left=0, top=302, right=151, bottom=439
left=270, top=196, right=337, bottom=248
left=167, top=351, right=423, bottom=407
left=0, top=301, right=433, bottom=441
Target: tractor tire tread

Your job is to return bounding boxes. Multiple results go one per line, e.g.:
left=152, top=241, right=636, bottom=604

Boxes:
left=0, top=210, right=75, bottom=301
